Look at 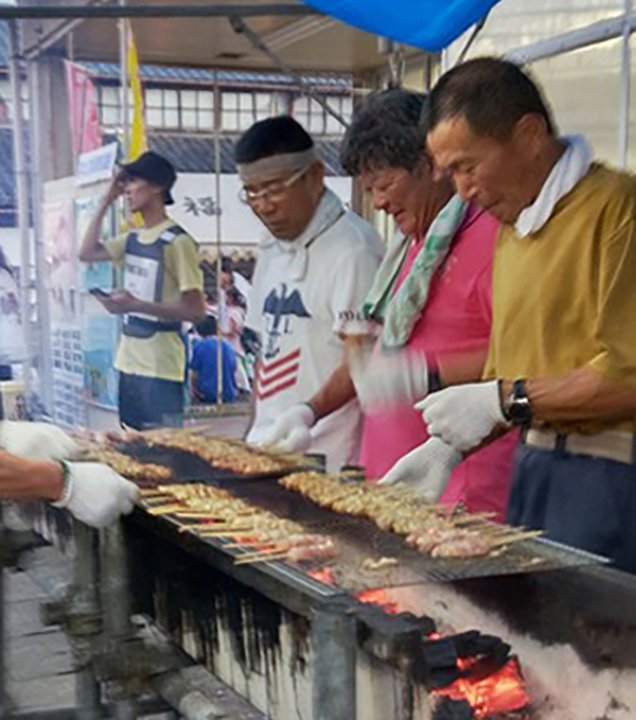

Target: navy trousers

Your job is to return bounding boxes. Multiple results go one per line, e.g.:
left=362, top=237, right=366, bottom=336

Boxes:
left=507, top=444, right=636, bottom=573
left=118, top=372, right=184, bottom=431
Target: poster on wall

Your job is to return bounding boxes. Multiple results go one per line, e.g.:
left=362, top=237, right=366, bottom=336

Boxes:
left=75, top=196, right=115, bottom=291
left=51, top=323, right=87, bottom=429
left=82, top=314, right=119, bottom=410
left=43, top=200, right=76, bottom=322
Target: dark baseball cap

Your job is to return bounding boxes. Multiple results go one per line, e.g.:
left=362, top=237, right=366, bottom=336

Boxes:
left=119, top=151, right=177, bottom=205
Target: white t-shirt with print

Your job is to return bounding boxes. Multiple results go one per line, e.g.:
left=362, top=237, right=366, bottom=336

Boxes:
left=246, top=189, right=384, bottom=472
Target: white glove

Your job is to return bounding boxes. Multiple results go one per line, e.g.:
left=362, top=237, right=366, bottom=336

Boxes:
left=53, top=462, right=140, bottom=529
left=257, top=404, right=315, bottom=453
left=378, top=437, right=462, bottom=503
left=350, top=348, right=429, bottom=412
left=416, top=381, right=507, bottom=452
left=0, top=421, right=78, bottom=462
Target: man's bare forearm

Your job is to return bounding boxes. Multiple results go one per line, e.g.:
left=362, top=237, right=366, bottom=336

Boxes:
left=502, top=366, right=636, bottom=423
left=133, top=293, right=206, bottom=323
left=437, top=347, right=489, bottom=386
left=79, top=198, right=112, bottom=263
left=308, top=361, right=357, bottom=420
left=0, top=453, right=63, bottom=502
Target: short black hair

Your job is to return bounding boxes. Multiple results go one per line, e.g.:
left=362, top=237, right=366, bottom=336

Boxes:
left=340, top=90, right=428, bottom=175
left=428, top=57, right=556, bottom=140
left=221, top=256, right=234, bottom=275
left=196, top=316, right=217, bottom=338
left=235, top=116, right=314, bottom=164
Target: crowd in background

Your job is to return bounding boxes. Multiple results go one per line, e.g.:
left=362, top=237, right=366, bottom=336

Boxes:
left=188, top=254, right=258, bottom=405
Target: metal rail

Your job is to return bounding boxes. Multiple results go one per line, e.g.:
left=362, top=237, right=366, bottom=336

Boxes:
left=0, top=4, right=320, bottom=20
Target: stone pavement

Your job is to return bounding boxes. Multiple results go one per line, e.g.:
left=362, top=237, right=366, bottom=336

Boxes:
left=5, top=552, right=177, bottom=718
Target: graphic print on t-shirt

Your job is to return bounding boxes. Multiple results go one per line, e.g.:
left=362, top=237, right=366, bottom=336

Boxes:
left=256, top=347, right=301, bottom=401
left=262, top=282, right=311, bottom=360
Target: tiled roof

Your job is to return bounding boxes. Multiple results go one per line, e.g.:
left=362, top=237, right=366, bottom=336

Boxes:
left=0, top=130, right=344, bottom=226
left=148, top=133, right=345, bottom=176
left=81, top=61, right=352, bottom=90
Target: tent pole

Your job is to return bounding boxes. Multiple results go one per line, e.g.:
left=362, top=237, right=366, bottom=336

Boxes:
left=8, top=20, right=32, bottom=397
left=119, top=0, right=129, bottom=158
left=230, top=16, right=349, bottom=129
left=213, top=74, right=223, bottom=414
left=618, top=0, right=632, bottom=168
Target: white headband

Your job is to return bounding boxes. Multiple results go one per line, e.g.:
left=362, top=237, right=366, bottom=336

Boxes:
left=237, top=148, right=318, bottom=184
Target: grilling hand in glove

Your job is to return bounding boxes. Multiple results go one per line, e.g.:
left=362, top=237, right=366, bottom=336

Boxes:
left=416, top=381, right=507, bottom=452
left=378, top=437, right=462, bottom=502
left=0, top=421, right=78, bottom=462
left=349, top=348, right=430, bottom=412
left=53, top=462, right=140, bottom=528
left=256, top=404, right=316, bottom=453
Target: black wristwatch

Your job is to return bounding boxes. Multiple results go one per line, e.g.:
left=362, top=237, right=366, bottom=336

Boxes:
left=503, top=379, right=533, bottom=427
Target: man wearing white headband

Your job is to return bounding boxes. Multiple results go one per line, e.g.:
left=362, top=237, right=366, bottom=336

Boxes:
left=238, top=117, right=383, bottom=471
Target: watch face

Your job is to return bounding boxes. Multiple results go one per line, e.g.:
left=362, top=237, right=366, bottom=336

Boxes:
left=509, top=399, right=532, bottom=425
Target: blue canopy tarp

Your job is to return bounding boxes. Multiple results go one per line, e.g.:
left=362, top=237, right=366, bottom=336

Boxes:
left=303, top=0, right=501, bottom=52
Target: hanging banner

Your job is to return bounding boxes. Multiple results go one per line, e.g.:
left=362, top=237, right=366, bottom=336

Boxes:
left=65, top=61, right=103, bottom=159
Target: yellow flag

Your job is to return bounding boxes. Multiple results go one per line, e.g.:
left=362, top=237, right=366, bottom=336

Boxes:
left=126, top=20, right=147, bottom=161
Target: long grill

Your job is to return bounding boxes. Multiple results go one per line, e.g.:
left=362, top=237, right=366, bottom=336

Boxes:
left=122, top=442, right=607, bottom=591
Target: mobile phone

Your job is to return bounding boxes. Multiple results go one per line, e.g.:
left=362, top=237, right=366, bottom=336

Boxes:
left=89, top=287, right=111, bottom=298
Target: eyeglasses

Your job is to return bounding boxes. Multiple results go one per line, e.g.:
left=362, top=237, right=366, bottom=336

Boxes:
left=239, top=165, right=310, bottom=206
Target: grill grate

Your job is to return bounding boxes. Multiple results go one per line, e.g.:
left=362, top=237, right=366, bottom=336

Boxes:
left=123, top=443, right=608, bottom=593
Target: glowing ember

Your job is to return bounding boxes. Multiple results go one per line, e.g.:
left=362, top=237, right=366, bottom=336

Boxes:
left=350, top=594, right=530, bottom=718
left=307, top=567, right=336, bottom=585
left=432, top=657, right=530, bottom=718
left=355, top=588, right=400, bottom=615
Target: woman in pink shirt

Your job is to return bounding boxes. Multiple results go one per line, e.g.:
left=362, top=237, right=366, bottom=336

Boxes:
left=262, top=90, right=516, bottom=520
left=341, top=90, right=516, bottom=521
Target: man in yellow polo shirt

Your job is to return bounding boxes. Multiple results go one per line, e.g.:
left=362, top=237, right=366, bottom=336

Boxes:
left=80, top=152, right=205, bottom=429
left=409, top=58, right=636, bottom=571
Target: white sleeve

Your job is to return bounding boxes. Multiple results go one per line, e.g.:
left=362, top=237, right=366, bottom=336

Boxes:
left=330, top=238, right=383, bottom=336
left=245, top=255, right=266, bottom=335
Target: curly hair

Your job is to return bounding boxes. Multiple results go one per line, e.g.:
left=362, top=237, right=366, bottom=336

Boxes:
left=340, top=90, right=429, bottom=176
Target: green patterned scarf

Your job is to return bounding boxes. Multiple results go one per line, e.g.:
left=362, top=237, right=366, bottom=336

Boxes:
left=363, top=194, right=468, bottom=349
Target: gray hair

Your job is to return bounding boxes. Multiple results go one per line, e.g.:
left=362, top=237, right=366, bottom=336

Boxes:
left=340, top=89, right=429, bottom=176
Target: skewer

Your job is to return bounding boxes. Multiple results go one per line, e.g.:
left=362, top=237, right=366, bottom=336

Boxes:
left=487, top=530, right=543, bottom=548
left=233, top=546, right=287, bottom=561
left=234, top=552, right=289, bottom=565
left=146, top=505, right=185, bottom=516
left=195, top=531, right=252, bottom=538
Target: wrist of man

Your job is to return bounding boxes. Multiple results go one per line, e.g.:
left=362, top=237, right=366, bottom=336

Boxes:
left=498, top=378, right=533, bottom=426
left=41, top=461, right=66, bottom=503
left=427, top=368, right=443, bottom=393
left=302, top=401, right=318, bottom=424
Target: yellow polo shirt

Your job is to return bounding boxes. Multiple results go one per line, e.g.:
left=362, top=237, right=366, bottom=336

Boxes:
left=483, top=163, right=636, bottom=434
left=105, top=219, right=203, bottom=382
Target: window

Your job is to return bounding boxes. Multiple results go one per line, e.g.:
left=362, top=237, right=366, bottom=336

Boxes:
left=99, top=85, right=215, bottom=132
left=98, top=86, right=120, bottom=126
left=222, top=91, right=260, bottom=131
left=293, top=94, right=352, bottom=136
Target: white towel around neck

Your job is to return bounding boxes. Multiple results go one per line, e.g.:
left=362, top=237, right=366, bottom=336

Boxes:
left=515, top=135, right=593, bottom=238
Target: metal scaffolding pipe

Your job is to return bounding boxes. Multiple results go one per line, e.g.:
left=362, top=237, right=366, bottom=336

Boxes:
left=0, top=4, right=319, bottom=20
left=72, top=522, right=102, bottom=720
left=505, top=13, right=636, bottom=65
left=27, top=57, right=55, bottom=414
left=7, top=20, right=32, bottom=397
left=152, top=669, right=238, bottom=720
left=101, top=522, right=136, bottom=719
left=0, top=508, right=8, bottom=716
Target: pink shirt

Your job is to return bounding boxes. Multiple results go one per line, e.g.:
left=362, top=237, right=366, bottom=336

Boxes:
left=359, top=206, right=517, bottom=521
